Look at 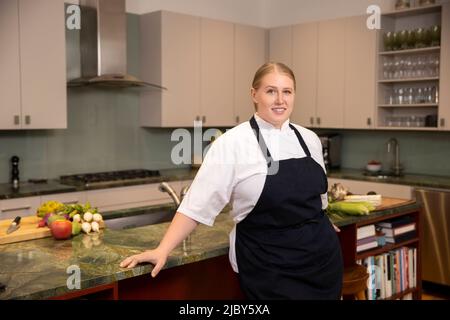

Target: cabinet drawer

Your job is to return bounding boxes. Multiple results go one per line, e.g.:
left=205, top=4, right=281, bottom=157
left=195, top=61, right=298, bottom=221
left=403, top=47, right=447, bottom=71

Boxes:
left=328, top=178, right=414, bottom=200
left=41, top=192, right=86, bottom=206
left=0, top=196, right=41, bottom=219
left=85, top=184, right=174, bottom=212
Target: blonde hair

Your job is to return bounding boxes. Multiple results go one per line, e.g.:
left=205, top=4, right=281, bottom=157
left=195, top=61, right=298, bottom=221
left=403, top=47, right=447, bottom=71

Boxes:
left=251, top=62, right=296, bottom=110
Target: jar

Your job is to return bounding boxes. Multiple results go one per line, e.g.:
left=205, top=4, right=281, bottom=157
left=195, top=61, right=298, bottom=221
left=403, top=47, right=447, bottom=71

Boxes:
left=395, top=0, right=411, bottom=10
left=419, top=0, right=436, bottom=7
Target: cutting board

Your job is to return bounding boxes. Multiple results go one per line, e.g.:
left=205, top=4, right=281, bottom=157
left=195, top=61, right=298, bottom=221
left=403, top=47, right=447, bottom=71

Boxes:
left=0, top=216, right=51, bottom=245
left=375, top=197, right=415, bottom=211
left=0, top=216, right=105, bottom=245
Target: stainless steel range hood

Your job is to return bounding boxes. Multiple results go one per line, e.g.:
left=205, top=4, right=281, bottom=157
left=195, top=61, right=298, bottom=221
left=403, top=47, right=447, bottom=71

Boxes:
left=68, top=0, right=165, bottom=89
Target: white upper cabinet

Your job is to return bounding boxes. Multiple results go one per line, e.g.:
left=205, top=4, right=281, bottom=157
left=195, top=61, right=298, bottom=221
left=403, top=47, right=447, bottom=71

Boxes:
left=291, top=22, right=319, bottom=127
left=0, top=0, right=21, bottom=130
left=269, top=26, right=293, bottom=67
left=344, top=15, right=376, bottom=129
left=234, top=24, right=268, bottom=125
left=0, top=0, right=67, bottom=130
left=140, top=11, right=201, bottom=127
left=200, top=18, right=235, bottom=127
left=316, top=18, right=345, bottom=128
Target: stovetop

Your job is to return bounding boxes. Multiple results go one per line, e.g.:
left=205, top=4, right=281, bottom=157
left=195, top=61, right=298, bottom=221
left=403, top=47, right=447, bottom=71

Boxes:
left=60, top=169, right=161, bottom=187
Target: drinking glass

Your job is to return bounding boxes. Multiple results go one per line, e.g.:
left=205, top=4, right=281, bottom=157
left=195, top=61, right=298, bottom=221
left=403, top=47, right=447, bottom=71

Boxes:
left=430, top=25, right=441, bottom=47
left=398, top=30, right=409, bottom=50
left=415, top=28, right=427, bottom=48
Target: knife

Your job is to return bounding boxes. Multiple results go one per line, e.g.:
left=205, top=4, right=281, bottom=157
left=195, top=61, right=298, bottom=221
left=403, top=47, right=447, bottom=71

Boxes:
left=6, top=216, right=21, bottom=234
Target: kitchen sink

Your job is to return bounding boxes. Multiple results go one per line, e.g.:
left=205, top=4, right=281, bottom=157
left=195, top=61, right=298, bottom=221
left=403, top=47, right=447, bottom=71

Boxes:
left=103, top=209, right=176, bottom=230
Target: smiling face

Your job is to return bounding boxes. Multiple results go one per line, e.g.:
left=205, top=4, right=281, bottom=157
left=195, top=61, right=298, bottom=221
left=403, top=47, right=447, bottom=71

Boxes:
left=251, top=71, right=295, bottom=129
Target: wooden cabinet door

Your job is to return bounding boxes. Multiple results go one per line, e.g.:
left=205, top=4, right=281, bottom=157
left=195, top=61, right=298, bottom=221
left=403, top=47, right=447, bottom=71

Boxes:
left=439, top=3, right=450, bottom=131
left=234, top=24, right=267, bottom=125
left=0, top=0, right=22, bottom=129
left=161, top=12, right=200, bottom=127
left=269, top=26, right=293, bottom=67
left=344, top=16, right=376, bottom=129
left=317, top=19, right=345, bottom=128
left=19, top=0, right=67, bottom=129
left=291, top=22, right=318, bottom=128
left=200, top=18, right=235, bottom=127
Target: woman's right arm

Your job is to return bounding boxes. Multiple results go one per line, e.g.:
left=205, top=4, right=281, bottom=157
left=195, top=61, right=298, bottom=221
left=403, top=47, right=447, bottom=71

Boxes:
left=119, top=212, right=199, bottom=277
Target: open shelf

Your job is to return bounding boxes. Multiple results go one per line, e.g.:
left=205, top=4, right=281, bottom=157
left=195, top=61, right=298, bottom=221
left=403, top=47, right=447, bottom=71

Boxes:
left=383, top=3, right=442, bottom=18
left=382, top=287, right=418, bottom=300
left=378, top=77, right=440, bottom=83
left=379, top=46, right=441, bottom=55
left=378, top=103, right=438, bottom=107
left=376, top=126, right=439, bottom=131
left=356, top=237, right=419, bottom=260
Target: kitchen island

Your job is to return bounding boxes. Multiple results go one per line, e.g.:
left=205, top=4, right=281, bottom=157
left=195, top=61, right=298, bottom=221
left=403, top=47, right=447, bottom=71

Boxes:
left=0, top=199, right=422, bottom=300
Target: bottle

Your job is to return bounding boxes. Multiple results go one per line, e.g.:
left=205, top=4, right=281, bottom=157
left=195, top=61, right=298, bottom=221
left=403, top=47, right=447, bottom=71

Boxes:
left=11, top=155, right=20, bottom=190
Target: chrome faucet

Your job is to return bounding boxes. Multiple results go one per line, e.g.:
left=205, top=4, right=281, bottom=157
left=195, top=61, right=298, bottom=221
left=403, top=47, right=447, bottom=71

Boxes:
left=387, top=138, right=403, bottom=176
left=158, top=182, right=191, bottom=253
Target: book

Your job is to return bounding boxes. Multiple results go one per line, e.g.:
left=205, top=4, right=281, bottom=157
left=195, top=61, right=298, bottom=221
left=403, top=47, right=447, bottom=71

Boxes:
left=381, top=222, right=416, bottom=237
left=377, top=215, right=413, bottom=228
left=357, top=235, right=378, bottom=246
left=357, top=240, right=378, bottom=252
left=385, top=230, right=417, bottom=244
left=357, top=224, right=376, bottom=240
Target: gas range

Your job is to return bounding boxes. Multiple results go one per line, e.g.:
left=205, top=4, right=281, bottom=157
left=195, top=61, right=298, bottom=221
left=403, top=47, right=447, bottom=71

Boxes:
left=60, top=169, right=161, bottom=188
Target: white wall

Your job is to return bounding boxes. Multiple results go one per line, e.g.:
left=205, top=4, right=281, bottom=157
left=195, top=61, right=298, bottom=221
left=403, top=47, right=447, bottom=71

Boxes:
left=263, top=0, right=395, bottom=28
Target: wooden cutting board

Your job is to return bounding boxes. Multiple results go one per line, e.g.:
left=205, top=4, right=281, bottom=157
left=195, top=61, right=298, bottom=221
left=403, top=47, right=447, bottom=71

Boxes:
left=375, top=197, right=415, bottom=211
left=0, top=216, right=51, bottom=245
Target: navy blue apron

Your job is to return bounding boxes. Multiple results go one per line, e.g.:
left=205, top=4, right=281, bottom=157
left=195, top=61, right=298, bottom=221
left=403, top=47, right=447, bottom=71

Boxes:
left=235, top=116, right=343, bottom=300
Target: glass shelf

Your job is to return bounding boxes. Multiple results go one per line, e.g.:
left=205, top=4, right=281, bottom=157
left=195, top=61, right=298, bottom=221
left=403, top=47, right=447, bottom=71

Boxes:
left=379, top=46, right=441, bottom=56
left=378, top=77, right=439, bottom=83
left=382, top=3, right=442, bottom=18
left=378, top=103, right=438, bottom=107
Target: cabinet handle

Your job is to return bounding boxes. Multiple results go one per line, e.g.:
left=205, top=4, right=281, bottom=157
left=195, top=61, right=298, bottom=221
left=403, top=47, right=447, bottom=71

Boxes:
left=310, top=117, right=314, bottom=126
left=1, top=205, right=31, bottom=213
left=14, top=115, right=20, bottom=125
left=440, top=118, right=445, bottom=127
left=367, top=117, right=372, bottom=126
left=236, top=116, right=240, bottom=124
left=25, top=115, right=31, bottom=125
left=202, top=116, right=206, bottom=123
left=316, top=117, right=321, bottom=126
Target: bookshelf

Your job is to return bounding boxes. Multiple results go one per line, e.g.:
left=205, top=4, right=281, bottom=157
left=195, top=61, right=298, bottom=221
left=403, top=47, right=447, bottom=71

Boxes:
left=337, top=205, right=423, bottom=300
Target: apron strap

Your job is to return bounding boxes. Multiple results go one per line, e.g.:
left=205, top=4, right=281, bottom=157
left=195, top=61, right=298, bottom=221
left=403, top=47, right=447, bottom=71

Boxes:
left=289, top=124, right=311, bottom=157
left=249, top=116, right=273, bottom=166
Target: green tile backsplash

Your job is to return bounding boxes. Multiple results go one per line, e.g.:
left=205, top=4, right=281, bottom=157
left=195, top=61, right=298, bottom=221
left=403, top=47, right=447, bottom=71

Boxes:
left=0, top=12, right=449, bottom=184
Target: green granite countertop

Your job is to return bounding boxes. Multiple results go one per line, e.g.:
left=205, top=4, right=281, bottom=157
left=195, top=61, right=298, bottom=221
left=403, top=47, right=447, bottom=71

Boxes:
left=0, top=196, right=421, bottom=300
left=0, top=168, right=197, bottom=200
left=328, top=168, right=450, bottom=190
left=0, top=181, right=77, bottom=200
left=0, top=211, right=234, bottom=300
left=327, top=200, right=422, bottom=227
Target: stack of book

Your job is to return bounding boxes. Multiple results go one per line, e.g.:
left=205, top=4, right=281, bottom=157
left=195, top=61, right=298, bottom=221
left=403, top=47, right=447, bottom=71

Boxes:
left=357, top=247, right=417, bottom=300
left=357, top=224, right=378, bottom=252
left=376, top=215, right=417, bottom=244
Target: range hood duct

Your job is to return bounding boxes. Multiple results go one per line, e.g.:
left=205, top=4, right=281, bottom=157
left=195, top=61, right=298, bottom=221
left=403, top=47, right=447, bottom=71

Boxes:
left=68, top=0, right=165, bottom=89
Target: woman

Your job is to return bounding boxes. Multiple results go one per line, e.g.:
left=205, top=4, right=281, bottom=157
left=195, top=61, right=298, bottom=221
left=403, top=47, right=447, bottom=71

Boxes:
left=120, top=62, right=344, bottom=300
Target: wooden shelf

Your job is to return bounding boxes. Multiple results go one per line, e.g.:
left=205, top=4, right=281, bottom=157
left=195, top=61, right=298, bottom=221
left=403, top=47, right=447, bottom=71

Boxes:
left=379, top=46, right=441, bottom=55
left=378, top=104, right=438, bottom=107
left=376, top=126, right=439, bottom=131
left=382, top=287, right=417, bottom=300
left=378, top=77, right=439, bottom=83
left=382, top=4, right=442, bottom=18
left=357, top=237, right=419, bottom=260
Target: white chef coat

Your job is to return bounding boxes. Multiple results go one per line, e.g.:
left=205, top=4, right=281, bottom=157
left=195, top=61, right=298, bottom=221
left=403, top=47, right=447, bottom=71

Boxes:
left=177, top=113, right=329, bottom=272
